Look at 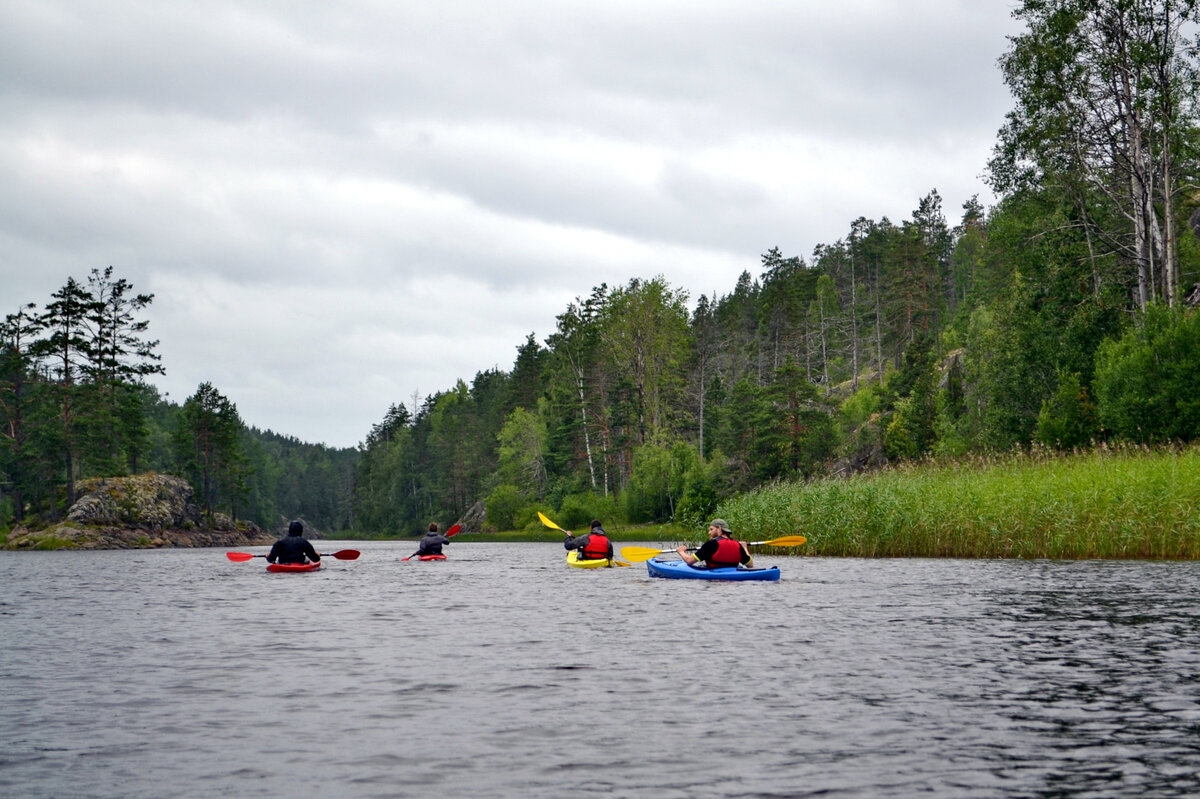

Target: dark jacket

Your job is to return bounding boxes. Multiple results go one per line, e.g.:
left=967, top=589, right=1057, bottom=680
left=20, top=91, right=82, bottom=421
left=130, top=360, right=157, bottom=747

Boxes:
left=267, top=534, right=320, bottom=565
left=418, top=533, right=451, bottom=556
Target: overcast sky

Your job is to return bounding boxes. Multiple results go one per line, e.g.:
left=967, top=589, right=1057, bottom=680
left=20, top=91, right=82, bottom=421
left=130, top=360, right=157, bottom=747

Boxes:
left=2, top=1, right=1024, bottom=449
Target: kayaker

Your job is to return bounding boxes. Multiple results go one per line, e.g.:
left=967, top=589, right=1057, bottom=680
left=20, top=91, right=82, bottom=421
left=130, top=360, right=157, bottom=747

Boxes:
left=563, top=519, right=614, bottom=561
left=677, top=519, right=752, bottom=568
left=417, top=523, right=451, bottom=557
left=267, top=520, right=321, bottom=565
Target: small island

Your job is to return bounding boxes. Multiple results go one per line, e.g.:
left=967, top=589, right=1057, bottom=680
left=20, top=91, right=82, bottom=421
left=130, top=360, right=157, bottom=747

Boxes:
left=5, top=472, right=275, bottom=551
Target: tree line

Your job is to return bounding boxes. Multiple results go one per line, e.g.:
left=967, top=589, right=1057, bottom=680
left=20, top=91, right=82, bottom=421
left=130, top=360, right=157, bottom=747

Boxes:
left=0, top=267, right=356, bottom=532
left=6, top=0, right=1200, bottom=538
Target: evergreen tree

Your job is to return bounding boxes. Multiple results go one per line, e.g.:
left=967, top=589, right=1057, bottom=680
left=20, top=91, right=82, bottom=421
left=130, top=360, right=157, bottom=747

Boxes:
left=0, top=304, right=44, bottom=522
left=32, top=277, right=96, bottom=510
left=175, top=382, right=245, bottom=518
left=80, top=266, right=163, bottom=475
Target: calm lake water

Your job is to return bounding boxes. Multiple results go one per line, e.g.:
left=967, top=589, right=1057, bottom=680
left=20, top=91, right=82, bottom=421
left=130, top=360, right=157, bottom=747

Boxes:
left=3, top=541, right=1200, bottom=798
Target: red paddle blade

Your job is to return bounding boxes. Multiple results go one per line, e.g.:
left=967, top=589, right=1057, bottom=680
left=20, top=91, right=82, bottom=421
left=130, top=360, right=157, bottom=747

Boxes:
left=226, top=552, right=255, bottom=562
left=446, top=524, right=462, bottom=537
left=330, top=549, right=360, bottom=560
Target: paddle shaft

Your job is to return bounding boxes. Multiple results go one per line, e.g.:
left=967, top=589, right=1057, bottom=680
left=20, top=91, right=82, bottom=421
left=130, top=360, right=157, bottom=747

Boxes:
left=620, top=535, right=804, bottom=563
left=226, top=549, right=359, bottom=562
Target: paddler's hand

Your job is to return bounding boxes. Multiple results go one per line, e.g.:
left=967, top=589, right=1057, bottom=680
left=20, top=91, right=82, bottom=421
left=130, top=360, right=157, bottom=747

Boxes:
left=675, top=545, right=689, bottom=556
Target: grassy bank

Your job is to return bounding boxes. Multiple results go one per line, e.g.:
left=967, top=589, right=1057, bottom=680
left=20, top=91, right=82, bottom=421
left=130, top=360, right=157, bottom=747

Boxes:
left=715, top=445, right=1200, bottom=559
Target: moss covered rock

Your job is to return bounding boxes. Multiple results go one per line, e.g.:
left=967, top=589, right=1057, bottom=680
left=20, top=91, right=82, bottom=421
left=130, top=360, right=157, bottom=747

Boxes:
left=5, top=472, right=273, bottom=550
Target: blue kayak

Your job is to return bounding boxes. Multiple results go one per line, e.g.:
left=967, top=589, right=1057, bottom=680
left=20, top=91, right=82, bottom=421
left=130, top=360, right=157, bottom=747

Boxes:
left=646, top=557, right=780, bottom=582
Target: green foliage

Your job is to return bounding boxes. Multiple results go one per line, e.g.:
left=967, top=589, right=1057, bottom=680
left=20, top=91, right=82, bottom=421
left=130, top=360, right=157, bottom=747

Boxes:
left=597, top=277, right=692, bottom=447
left=620, top=438, right=700, bottom=523
left=1094, top=304, right=1200, bottom=443
left=1035, top=371, right=1100, bottom=449
left=840, top=382, right=883, bottom=430
left=881, top=337, right=937, bottom=460
left=484, top=483, right=526, bottom=532
left=674, top=466, right=720, bottom=532
left=754, top=358, right=837, bottom=478
left=557, top=491, right=619, bottom=530
left=174, top=382, right=245, bottom=519
left=496, top=404, right=548, bottom=498
left=884, top=398, right=921, bottom=460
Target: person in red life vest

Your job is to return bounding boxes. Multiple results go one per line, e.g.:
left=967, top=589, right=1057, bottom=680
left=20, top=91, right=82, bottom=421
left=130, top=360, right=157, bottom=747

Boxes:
left=563, top=519, right=614, bottom=561
left=267, top=520, right=321, bottom=565
left=677, top=519, right=753, bottom=568
left=417, top=522, right=451, bottom=557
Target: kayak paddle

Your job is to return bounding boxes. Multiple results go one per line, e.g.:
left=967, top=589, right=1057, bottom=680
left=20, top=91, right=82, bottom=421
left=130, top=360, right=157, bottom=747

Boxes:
left=538, top=511, right=630, bottom=566
left=402, top=524, right=462, bottom=561
left=226, top=549, right=360, bottom=562
left=746, top=535, right=807, bottom=547
left=536, top=511, right=567, bottom=533
left=620, top=535, right=807, bottom=563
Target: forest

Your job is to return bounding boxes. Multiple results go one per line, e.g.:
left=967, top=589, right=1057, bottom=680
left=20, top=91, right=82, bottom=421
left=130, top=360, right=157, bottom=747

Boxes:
left=5, top=0, right=1200, bottom=538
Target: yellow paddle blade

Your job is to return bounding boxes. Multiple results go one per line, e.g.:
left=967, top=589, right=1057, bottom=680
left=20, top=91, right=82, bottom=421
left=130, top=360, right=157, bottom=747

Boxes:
left=537, top=511, right=563, bottom=532
left=620, top=546, right=671, bottom=563
left=750, top=535, right=807, bottom=547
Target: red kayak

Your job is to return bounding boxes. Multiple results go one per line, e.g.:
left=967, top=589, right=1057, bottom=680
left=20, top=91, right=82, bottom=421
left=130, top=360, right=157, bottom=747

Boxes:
left=266, top=561, right=321, bottom=573
left=417, top=554, right=446, bottom=561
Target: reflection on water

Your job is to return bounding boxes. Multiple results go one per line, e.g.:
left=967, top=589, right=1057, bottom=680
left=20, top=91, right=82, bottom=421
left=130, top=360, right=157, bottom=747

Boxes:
left=2, top=545, right=1200, bottom=798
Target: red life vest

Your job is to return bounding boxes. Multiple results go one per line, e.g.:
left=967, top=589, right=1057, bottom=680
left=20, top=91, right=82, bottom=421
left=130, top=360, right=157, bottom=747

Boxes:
left=582, top=533, right=610, bottom=560
left=707, top=537, right=743, bottom=567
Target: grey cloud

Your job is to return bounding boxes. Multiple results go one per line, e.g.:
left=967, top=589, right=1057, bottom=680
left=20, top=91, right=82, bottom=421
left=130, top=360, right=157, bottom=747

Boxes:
left=1, top=0, right=1024, bottom=447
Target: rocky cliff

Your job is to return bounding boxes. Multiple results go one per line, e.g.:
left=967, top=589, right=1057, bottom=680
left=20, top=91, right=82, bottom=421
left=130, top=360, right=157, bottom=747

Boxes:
left=4, top=472, right=276, bottom=550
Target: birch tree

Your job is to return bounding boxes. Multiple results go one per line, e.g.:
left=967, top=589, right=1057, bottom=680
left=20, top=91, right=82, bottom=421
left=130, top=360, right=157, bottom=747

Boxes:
left=994, top=0, right=1200, bottom=307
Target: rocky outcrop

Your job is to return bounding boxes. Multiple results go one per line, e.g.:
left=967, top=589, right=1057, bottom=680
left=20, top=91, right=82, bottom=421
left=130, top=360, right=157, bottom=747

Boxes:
left=67, top=472, right=201, bottom=528
left=456, top=500, right=486, bottom=533
left=4, top=472, right=275, bottom=550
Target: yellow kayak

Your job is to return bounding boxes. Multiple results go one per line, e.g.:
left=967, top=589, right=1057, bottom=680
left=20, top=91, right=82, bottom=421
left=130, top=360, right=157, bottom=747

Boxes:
left=567, top=551, right=613, bottom=569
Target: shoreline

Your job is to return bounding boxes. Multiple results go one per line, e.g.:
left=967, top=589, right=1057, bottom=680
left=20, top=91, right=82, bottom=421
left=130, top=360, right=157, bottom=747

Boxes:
left=4, top=524, right=276, bottom=551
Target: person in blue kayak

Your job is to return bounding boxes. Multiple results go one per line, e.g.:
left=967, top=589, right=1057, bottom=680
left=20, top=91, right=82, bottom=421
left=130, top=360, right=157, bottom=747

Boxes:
left=267, top=520, right=321, bottom=565
left=563, top=519, right=614, bottom=561
left=677, top=518, right=752, bottom=568
left=417, top=523, right=451, bottom=557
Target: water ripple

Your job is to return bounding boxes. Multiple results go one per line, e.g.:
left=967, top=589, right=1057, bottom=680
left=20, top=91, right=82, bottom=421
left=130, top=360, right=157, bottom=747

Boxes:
left=3, top=548, right=1200, bottom=796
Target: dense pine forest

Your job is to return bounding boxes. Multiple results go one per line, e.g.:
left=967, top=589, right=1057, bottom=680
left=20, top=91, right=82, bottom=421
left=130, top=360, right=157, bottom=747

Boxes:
left=6, top=1, right=1200, bottom=539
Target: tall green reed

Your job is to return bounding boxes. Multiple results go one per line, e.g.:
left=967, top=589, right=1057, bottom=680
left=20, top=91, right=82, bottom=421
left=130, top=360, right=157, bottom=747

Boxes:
left=716, top=444, right=1200, bottom=559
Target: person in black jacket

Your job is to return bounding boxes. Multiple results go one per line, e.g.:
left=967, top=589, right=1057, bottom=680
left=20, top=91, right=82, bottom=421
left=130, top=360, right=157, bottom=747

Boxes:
left=417, top=523, right=451, bottom=557
left=267, top=520, right=321, bottom=565
left=563, top=519, right=614, bottom=561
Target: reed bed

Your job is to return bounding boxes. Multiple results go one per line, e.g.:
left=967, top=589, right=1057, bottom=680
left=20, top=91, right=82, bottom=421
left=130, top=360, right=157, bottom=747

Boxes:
left=717, top=445, right=1200, bottom=559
